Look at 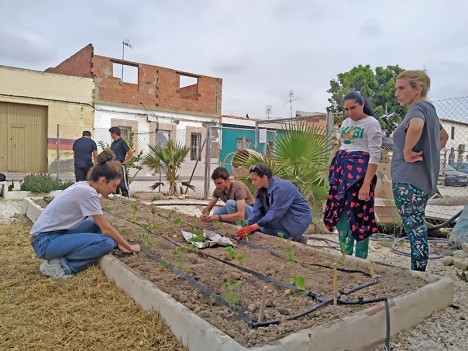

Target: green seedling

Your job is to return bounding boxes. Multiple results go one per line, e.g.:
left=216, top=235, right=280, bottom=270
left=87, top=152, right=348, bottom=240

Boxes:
left=151, top=205, right=157, bottom=226
left=189, top=226, right=205, bottom=243
left=210, top=296, right=217, bottom=305
left=162, top=211, right=181, bottom=237
left=222, top=281, right=241, bottom=311
left=159, top=260, right=168, bottom=270
left=223, top=247, right=244, bottom=266
left=129, top=200, right=140, bottom=220
left=173, top=246, right=189, bottom=272
left=338, top=240, right=348, bottom=265
left=235, top=218, right=248, bottom=227
left=278, top=232, right=306, bottom=291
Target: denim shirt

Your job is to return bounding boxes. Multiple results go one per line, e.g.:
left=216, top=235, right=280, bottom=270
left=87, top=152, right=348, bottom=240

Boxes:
left=248, top=177, right=312, bottom=241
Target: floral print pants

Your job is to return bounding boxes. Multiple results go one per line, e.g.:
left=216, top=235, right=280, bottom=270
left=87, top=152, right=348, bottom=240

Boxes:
left=392, top=183, right=430, bottom=272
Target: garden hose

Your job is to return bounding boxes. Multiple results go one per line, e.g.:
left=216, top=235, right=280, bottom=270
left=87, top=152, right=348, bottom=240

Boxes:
left=391, top=236, right=448, bottom=259
left=427, top=209, right=463, bottom=232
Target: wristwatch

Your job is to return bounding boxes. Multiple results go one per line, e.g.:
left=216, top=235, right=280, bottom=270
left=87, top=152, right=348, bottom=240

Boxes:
left=218, top=214, right=222, bottom=221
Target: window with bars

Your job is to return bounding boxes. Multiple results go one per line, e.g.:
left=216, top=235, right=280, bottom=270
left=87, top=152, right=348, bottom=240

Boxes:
left=155, top=130, right=170, bottom=146
left=190, top=133, right=202, bottom=161
left=118, top=126, right=132, bottom=140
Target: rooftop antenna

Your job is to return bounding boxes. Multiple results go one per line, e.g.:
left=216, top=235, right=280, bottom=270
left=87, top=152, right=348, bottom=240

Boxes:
left=265, top=105, right=272, bottom=119
left=121, top=39, right=134, bottom=81
left=280, top=90, right=302, bottom=117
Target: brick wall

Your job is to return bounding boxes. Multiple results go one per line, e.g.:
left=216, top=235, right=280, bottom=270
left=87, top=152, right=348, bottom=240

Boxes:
left=45, top=44, right=94, bottom=78
left=93, top=55, right=223, bottom=115
left=44, top=44, right=223, bottom=116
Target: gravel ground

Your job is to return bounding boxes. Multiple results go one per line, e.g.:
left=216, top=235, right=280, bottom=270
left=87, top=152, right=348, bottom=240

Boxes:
left=2, top=198, right=467, bottom=350
left=0, top=199, right=23, bottom=223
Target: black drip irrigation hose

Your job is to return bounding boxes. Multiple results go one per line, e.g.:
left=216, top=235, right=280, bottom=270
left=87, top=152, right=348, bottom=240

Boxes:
left=427, top=209, right=462, bottom=232
left=104, top=207, right=391, bottom=348
left=392, top=236, right=449, bottom=259
left=140, top=247, right=254, bottom=325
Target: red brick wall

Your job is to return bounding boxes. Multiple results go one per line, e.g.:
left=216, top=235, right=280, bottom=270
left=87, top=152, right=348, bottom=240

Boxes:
left=93, top=55, right=222, bottom=115
left=45, top=44, right=223, bottom=115
left=45, top=44, right=94, bottom=78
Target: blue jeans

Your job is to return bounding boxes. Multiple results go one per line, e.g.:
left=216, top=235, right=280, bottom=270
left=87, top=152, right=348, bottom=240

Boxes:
left=31, top=219, right=115, bottom=274
left=213, top=200, right=253, bottom=223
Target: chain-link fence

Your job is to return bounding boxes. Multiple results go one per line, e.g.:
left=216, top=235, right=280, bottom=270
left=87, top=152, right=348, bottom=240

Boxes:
left=13, top=96, right=468, bottom=227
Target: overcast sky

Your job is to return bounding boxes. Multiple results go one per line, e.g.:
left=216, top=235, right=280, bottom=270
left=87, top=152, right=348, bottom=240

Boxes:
left=1, top=0, right=467, bottom=119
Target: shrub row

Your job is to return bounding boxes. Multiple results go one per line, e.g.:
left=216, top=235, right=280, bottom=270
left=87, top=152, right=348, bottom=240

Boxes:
left=20, top=174, right=74, bottom=193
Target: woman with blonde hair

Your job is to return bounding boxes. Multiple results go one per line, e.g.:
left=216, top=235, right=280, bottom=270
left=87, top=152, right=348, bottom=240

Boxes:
left=391, top=70, right=448, bottom=271
left=30, top=150, right=140, bottom=279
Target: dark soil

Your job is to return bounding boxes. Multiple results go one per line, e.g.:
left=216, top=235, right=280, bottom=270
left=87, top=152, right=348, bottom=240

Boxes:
left=96, top=197, right=428, bottom=348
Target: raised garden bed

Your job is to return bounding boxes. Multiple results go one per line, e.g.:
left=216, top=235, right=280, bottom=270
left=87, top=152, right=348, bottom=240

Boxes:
left=26, top=196, right=454, bottom=351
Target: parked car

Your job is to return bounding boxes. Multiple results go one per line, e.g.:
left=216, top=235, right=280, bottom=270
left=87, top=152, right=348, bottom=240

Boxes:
left=440, top=164, right=468, bottom=186
left=450, top=162, right=468, bottom=175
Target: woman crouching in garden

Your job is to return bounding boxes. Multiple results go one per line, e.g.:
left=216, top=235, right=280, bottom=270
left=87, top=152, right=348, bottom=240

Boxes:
left=30, top=150, right=140, bottom=279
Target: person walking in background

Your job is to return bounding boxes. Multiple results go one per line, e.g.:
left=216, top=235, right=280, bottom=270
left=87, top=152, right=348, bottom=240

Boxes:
left=236, top=163, right=312, bottom=242
left=72, top=131, right=98, bottom=182
left=324, top=91, right=382, bottom=259
left=109, top=126, right=134, bottom=197
left=201, top=167, right=255, bottom=224
left=391, top=70, right=448, bottom=272
left=30, top=150, right=140, bottom=279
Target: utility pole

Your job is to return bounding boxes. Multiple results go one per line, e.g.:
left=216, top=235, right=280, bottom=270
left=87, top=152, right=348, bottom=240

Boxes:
left=121, top=39, right=134, bottom=81
left=279, top=90, right=302, bottom=117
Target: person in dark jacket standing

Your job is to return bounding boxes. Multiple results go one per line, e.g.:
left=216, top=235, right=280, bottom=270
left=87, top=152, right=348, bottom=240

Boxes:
left=72, top=131, right=98, bottom=182
left=236, top=163, right=312, bottom=242
left=109, top=127, right=134, bottom=197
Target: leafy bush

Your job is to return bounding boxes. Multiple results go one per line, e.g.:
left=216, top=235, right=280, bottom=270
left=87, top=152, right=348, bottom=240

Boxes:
left=20, top=173, right=74, bottom=193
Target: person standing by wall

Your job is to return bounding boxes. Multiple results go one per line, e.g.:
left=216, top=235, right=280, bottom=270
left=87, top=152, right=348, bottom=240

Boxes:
left=200, top=167, right=255, bottom=224
left=109, top=126, right=134, bottom=197
left=391, top=70, right=448, bottom=272
left=323, top=91, right=383, bottom=259
left=236, top=163, right=312, bottom=242
left=72, top=131, right=98, bottom=182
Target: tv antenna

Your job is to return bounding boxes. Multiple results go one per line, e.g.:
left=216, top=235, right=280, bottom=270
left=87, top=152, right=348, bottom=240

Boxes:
left=121, top=39, right=134, bottom=81
left=265, top=105, right=272, bottom=119
left=280, top=90, right=302, bottom=117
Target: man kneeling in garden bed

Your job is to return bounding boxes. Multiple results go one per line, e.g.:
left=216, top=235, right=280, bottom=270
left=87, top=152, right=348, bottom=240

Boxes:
left=30, top=150, right=140, bottom=279
left=236, top=163, right=312, bottom=243
left=201, top=167, right=255, bottom=224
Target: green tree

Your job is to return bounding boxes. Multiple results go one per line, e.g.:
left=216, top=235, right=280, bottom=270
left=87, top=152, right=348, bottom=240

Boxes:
left=327, top=64, right=408, bottom=136
left=143, top=140, right=194, bottom=196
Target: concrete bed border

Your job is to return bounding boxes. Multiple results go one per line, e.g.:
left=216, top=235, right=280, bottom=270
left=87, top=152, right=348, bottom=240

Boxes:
left=23, top=197, right=454, bottom=351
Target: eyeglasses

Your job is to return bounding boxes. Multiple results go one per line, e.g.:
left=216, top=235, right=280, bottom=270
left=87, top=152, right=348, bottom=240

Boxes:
left=249, top=165, right=265, bottom=176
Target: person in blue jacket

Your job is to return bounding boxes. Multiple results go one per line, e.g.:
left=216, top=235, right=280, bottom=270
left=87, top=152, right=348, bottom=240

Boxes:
left=236, top=163, right=312, bottom=242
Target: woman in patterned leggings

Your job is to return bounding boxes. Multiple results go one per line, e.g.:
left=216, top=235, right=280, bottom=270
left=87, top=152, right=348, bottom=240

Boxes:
left=391, top=70, right=448, bottom=271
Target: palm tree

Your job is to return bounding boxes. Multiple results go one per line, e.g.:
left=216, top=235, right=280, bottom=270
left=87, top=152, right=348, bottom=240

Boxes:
left=235, top=121, right=335, bottom=212
left=143, top=140, right=193, bottom=196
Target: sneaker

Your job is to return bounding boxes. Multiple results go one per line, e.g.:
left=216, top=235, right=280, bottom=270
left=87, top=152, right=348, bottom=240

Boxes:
left=40, top=258, right=74, bottom=279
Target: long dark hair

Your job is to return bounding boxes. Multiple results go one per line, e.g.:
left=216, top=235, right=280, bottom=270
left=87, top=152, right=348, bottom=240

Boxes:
left=344, top=91, right=375, bottom=117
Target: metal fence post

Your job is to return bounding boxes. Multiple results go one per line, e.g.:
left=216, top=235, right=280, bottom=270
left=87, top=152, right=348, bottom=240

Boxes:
left=56, top=124, right=60, bottom=180
left=203, top=124, right=213, bottom=200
